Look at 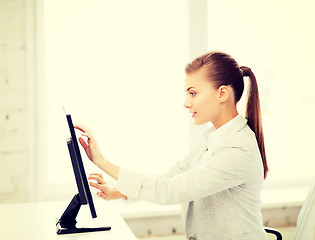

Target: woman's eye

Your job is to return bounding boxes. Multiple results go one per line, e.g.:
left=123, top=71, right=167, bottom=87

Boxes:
left=185, top=91, right=196, bottom=96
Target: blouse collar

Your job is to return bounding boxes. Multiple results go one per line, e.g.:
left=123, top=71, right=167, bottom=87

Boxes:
left=202, top=115, right=247, bottom=149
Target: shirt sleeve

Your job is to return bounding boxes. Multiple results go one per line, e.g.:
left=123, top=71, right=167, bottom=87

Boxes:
left=117, top=147, right=196, bottom=201
left=118, top=140, right=254, bottom=205
left=159, top=139, right=205, bottom=178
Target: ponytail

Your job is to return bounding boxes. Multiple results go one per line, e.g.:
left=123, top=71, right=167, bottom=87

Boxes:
left=240, top=66, right=268, bottom=179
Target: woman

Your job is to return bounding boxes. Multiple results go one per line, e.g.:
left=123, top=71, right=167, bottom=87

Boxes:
left=75, top=51, right=268, bottom=239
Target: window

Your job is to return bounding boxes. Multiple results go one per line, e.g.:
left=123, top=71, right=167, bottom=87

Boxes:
left=40, top=0, right=190, bottom=200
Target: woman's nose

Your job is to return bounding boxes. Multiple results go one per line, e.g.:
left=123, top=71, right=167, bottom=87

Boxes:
left=184, top=97, right=191, bottom=109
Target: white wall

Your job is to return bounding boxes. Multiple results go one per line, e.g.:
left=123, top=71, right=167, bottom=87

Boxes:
left=0, top=0, right=30, bottom=203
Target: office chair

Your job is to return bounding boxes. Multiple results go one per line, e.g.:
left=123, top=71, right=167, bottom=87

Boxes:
left=293, top=183, right=315, bottom=239
left=264, top=227, right=282, bottom=240
left=263, top=183, right=315, bottom=240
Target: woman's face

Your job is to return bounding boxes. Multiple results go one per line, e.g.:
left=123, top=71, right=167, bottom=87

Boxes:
left=184, top=68, right=221, bottom=125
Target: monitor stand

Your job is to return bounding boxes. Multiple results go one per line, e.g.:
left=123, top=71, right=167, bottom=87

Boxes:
left=56, top=194, right=111, bottom=235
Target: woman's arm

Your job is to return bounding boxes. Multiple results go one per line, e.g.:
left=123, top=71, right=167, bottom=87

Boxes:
left=75, top=124, right=253, bottom=205
left=74, top=124, right=120, bottom=180
left=97, top=159, right=120, bottom=181
left=118, top=143, right=254, bottom=205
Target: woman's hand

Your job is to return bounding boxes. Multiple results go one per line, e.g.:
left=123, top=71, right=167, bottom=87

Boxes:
left=75, top=123, right=120, bottom=180
left=88, top=173, right=127, bottom=200
left=74, top=124, right=104, bottom=167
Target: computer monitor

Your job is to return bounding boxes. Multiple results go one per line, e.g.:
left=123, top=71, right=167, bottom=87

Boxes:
left=56, top=114, right=111, bottom=235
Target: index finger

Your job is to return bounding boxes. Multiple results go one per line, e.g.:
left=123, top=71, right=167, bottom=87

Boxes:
left=74, top=124, right=90, bottom=134
left=89, top=181, right=103, bottom=190
left=90, top=173, right=104, bottom=179
left=88, top=175, right=106, bottom=184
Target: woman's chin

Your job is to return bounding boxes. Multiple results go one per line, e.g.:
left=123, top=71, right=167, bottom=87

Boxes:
left=193, top=119, right=207, bottom=125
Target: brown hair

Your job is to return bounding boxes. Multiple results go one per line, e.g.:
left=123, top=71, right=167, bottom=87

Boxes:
left=185, top=51, right=268, bottom=179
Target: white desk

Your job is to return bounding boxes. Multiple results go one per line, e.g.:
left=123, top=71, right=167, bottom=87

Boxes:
left=0, top=199, right=137, bottom=240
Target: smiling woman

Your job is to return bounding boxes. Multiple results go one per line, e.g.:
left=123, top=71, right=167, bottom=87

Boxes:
left=184, top=52, right=268, bottom=179
left=32, top=0, right=315, bottom=239
left=75, top=51, right=269, bottom=239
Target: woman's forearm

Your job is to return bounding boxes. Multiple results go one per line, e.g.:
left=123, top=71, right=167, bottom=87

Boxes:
left=97, top=158, right=120, bottom=180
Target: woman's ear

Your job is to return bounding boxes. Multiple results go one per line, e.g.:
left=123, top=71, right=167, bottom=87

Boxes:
left=218, top=85, right=229, bottom=103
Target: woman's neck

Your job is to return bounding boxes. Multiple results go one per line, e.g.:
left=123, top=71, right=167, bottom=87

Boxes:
left=212, top=108, right=238, bottom=129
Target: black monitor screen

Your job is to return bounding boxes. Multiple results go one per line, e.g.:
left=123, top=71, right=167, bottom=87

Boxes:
left=56, top=113, right=111, bottom=234
left=66, top=114, right=97, bottom=218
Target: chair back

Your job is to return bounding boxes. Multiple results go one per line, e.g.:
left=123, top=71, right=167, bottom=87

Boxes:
left=294, top=183, right=315, bottom=240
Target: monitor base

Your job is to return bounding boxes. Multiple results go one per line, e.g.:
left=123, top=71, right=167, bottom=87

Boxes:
left=57, top=225, right=111, bottom=235
left=56, top=194, right=111, bottom=235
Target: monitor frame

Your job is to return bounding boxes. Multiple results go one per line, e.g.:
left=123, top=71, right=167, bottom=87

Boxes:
left=66, top=114, right=96, bottom=216
left=56, top=114, right=110, bottom=235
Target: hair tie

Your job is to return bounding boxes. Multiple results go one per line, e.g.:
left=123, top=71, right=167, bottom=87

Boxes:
left=240, top=66, right=251, bottom=77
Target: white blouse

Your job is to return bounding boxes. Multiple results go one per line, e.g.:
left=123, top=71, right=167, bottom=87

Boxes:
left=118, top=115, right=268, bottom=240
